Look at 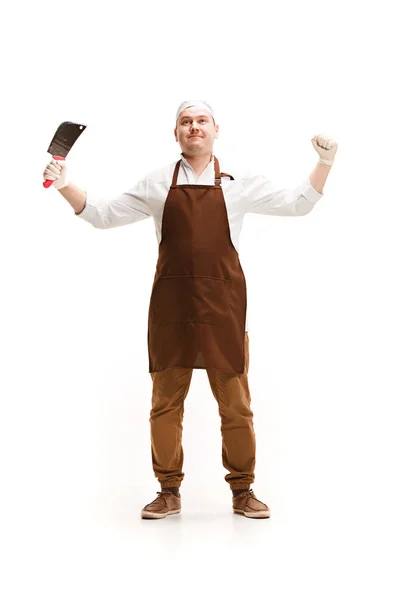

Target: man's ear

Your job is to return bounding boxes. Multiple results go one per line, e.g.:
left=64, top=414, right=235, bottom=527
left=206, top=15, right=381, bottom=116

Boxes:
left=215, top=124, right=219, bottom=138
left=174, top=127, right=177, bottom=142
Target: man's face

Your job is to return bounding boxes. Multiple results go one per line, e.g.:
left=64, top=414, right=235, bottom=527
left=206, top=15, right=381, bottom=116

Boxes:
left=174, top=108, right=219, bottom=156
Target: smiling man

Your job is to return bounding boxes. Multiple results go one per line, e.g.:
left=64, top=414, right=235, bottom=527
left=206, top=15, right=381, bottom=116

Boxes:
left=43, top=99, right=338, bottom=520
left=174, top=104, right=219, bottom=177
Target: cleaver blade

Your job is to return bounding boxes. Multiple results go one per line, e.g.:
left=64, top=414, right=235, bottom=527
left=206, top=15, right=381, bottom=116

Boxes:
left=43, top=121, right=87, bottom=188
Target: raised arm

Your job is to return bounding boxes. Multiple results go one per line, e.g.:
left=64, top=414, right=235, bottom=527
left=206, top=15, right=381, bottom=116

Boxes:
left=241, top=174, right=324, bottom=217
left=43, top=159, right=152, bottom=228
left=308, top=161, right=332, bottom=194
left=58, top=182, right=87, bottom=214
left=309, top=133, right=338, bottom=193
left=242, top=133, right=337, bottom=217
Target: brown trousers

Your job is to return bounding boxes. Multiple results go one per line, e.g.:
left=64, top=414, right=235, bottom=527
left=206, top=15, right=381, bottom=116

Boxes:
left=149, top=332, right=256, bottom=491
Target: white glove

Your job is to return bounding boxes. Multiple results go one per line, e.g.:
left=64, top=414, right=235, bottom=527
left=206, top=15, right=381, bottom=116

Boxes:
left=43, top=159, right=70, bottom=190
left=311, top=133, right=338, bottom=166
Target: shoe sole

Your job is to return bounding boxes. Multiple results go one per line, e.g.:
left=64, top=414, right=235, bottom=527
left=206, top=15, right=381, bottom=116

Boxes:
left=233, top=508, right=271, bottom=518
left=141, top=508, right=181, bottom=519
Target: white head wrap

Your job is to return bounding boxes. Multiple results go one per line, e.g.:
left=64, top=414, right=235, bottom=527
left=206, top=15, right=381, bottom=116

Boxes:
left=176, top=100, right=215, bottom=124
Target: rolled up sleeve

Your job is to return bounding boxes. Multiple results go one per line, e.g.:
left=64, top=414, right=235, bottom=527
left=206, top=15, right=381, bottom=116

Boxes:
left=242, top=174, right=324, bottom=217
left=75, top=178, right=151, bottom=228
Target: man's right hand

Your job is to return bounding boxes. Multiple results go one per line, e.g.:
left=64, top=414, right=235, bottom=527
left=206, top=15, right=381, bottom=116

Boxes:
left=43, top=159, right=70, bottom=190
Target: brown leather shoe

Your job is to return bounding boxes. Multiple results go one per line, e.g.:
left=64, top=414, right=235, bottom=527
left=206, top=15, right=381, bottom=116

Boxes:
left=232, top=488, right=271, bottom=518
left=141, top=490, right=181, bottom=519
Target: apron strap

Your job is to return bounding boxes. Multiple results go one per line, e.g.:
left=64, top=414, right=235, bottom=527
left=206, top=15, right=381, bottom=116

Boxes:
left=214, top=157, right=234, bottom=185
left=172, top=157, right=235, bottom=187
left=172, top=160, right=181, bottom=186
left=214, top=156, right=222, bottom=186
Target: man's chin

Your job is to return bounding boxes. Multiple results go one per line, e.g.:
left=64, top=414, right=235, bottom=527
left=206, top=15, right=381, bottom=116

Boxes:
left=184, top=146, right=209, bottom=156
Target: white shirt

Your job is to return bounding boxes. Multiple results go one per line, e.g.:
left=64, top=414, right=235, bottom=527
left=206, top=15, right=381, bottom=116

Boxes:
left=76, top=153, right=324, bottom=331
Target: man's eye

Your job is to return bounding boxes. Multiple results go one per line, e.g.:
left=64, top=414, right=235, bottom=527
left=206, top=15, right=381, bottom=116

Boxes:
left=182, top=120, right=206, bottom=124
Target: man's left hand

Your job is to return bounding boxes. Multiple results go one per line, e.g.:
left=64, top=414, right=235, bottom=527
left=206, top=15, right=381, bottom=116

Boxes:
left=311, top=133, right=338, bottom=166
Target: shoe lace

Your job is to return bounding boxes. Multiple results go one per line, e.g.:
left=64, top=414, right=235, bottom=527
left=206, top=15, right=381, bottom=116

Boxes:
left=156, top=490, right=179, bottom=501
left=239, top=488, right=255, bottom=498
left=147, top=490, right=173, bottom=508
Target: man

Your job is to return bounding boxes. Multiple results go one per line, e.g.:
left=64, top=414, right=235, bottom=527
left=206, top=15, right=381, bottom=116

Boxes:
left=43, top=100, right=338, bottom=519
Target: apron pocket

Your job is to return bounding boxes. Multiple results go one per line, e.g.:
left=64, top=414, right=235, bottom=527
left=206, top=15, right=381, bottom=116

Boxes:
left=150, top=275, right=231, bottom=327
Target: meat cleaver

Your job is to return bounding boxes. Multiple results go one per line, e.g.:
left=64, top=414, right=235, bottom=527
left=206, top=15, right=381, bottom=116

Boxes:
left=43, top=121, right=87, bottom=188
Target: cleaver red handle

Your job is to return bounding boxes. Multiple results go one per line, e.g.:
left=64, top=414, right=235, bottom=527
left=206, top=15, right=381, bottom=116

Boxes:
left=43, top=155, right=65, bottom=188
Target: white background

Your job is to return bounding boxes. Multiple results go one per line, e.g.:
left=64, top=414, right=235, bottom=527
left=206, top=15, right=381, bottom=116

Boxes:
left=1, top=0, right=399, bottom=598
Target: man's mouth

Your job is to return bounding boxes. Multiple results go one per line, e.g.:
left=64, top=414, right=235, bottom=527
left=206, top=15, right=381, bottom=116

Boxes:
left=189, top=135, right=201, bottom=138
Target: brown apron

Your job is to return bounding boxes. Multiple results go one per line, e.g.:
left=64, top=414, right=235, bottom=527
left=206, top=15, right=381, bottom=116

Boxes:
left=147, top=156, right=247, bottom=373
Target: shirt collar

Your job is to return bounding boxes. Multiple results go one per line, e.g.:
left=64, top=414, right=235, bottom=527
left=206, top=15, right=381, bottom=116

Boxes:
left=180, top=152, right=215, bottom=171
